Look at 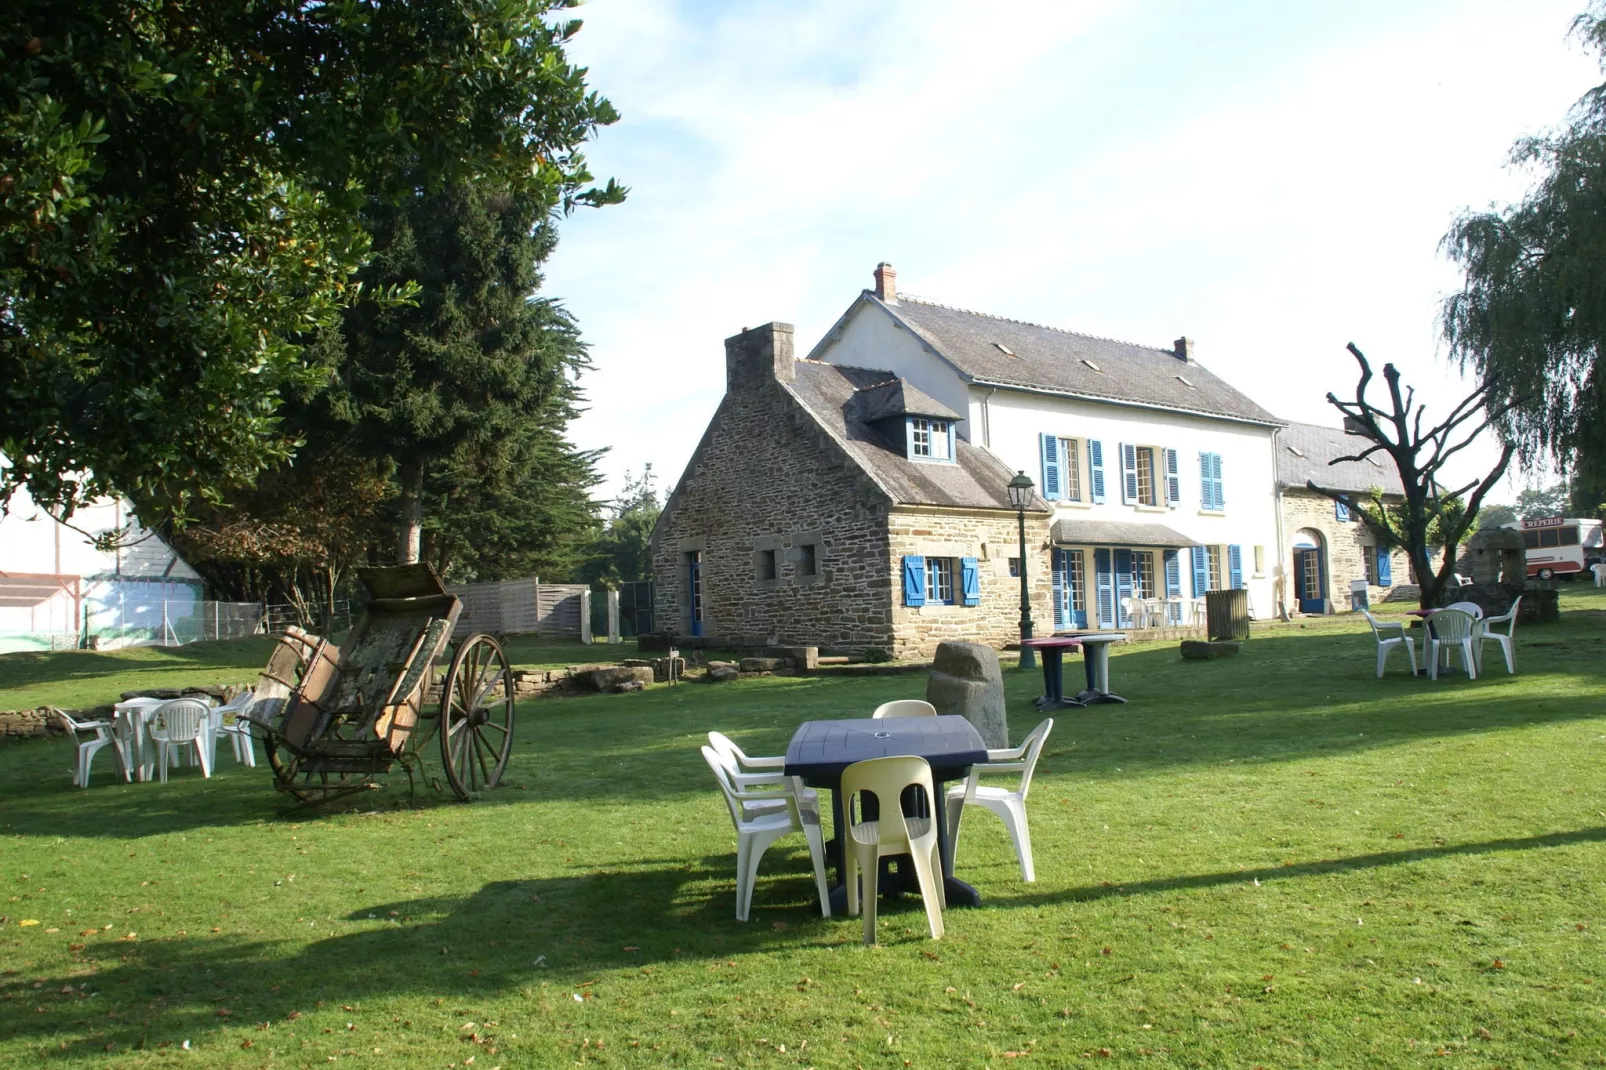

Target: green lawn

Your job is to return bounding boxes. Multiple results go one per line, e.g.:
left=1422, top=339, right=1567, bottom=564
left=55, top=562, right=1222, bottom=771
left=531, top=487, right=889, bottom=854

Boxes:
left=1, top=591, right=1604, bottom=1067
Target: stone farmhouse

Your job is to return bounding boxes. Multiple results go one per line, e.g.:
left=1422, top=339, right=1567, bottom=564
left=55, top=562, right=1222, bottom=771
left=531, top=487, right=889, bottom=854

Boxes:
left=651, top=264, right=1293, bottom=657
left=1274, top=421, right=1408, bottom=615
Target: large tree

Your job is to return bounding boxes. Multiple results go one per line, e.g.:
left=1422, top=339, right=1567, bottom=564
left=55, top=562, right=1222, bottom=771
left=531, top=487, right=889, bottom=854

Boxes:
left=1441, top=4, right=1606, bottom=481
left=1, top=1, right=620, bottom=526
left=1313, top=344, right=1518, bottom=610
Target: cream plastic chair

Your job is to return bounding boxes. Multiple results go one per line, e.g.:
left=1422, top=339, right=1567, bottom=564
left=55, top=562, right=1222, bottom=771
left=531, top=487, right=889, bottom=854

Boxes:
left=147, top=699, right=214, bottom=781
left=707, top=730, right=819, bottom=816
left=1360, top=610, right=1418, bottom=677
left=871, top=699, right=937, bottom=719
left=210, top=690, right=257, bottom=767
left=700, top=746, right=830, bottom=921
left=841, top=755, right=945, bottom=944
left=946, top=719, right=1054, bottom=882
left=53, top=708, right=120, bottom=788
left=1426, top=609, right=1478, bottom=681
left=1474, top=596, right=1522, bottom=675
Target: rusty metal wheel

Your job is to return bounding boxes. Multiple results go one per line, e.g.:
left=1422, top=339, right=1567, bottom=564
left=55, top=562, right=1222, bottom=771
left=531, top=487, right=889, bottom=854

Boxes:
left=438, top=633, right=516, bottom=801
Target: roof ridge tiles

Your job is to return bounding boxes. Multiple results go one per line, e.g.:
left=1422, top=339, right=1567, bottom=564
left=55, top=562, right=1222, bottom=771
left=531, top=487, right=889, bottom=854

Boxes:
left=889, top=291, right=1171, bottom=355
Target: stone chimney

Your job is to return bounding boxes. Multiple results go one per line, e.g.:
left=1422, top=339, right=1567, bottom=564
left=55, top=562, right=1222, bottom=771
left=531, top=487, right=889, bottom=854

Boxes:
left=725, top=322, right=795, bottom=392
left=873, top=262, right=898, bottom=303
left=1173, top=337, right=1194, bottom=362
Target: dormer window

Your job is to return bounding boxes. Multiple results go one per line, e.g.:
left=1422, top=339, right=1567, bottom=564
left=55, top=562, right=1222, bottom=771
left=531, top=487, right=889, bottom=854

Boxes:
left=908, top=417, right=955, bottom=463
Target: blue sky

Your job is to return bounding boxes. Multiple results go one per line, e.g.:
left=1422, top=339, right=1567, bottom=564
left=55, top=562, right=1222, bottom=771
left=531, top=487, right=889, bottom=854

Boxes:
left=543, top=0, right=1603, bottom=507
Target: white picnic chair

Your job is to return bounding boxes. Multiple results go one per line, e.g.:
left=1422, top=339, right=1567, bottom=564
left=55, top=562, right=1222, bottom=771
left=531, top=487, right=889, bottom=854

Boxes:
left=700, top=745, right=830, bottom=921
left=1474, top=596, right=1522, bottom=675
left=147, top=698, right=214, bottom=781
left=1592, top=563, right=1606, bottom=588
left=1361, top=610, right=1418, bottom=678
left=871, top=699, right=936, bottom=719
left=53, top=707, right=120, bottom=788
left=707, top=730, right=819, bottom=817
left=945, top=718, right=1054, bottom=882
left=1426, top=609, right=1478, bottom=681
left=1444, top=600, right=1484, bottom=620
left=209, top=690, right=258, bottom=767
left=841, top=755, right=945, bottom=943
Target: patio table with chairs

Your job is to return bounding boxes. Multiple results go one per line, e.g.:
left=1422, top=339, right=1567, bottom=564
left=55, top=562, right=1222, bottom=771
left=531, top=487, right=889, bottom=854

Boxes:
left=59, top=691, right=259, bottom=788
left=1366, top=597, right=1522, bottom=680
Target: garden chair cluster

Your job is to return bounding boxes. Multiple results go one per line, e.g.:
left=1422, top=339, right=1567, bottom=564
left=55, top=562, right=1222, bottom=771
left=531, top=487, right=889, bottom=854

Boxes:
left=1362, top=598, right=1522, bottom=681
left=55, top=690, right=259, bottom=789
left=701, top=700, right=1053, bottom=945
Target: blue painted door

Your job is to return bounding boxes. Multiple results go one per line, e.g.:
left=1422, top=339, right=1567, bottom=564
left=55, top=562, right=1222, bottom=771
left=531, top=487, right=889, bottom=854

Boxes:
left=686, top=552, right=704, bottom=636
left=1294, top=547, right=1324, bottom=613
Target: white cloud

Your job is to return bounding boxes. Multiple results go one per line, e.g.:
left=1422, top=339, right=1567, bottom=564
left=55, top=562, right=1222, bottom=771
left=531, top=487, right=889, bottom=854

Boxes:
left=548, top=0, right=1600, bottom=505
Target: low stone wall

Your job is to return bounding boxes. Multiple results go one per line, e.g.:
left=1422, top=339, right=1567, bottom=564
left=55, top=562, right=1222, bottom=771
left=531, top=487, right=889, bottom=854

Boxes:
left=0, top=707, right=71, bottom=742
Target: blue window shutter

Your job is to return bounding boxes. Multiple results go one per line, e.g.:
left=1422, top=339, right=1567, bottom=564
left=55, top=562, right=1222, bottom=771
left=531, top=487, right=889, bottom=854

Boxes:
left=1165, top=448, right=1181, bottom=507
left=1228, top=545, right=1243, bottom=590
left=960, top=556, right=981, bottom=606
left=1377, top=548, right=1392, bottom=587
left=1040, top=433, right=1061, bottom=501
left=902, top=555, right=926, bottom=606
left=1198, top=452, right=1213, bottom=510
left=1095, top=548, right=1115, bottom=628
left=1212, top=453, right=1225, bottom=510
left=1335, top=500, right=1350, bottom=522
left=1089, top=440, right=1106, bottom=503
left=1051, top=549, right=1067, bottom=629
left=1114, top=549, right=1135, bottom=626
left=1192, top=545, right=1209, bottom=595
left=1120, top=443, right=1138, bottom=504
left=1163, top=549, right=1181, bottom=625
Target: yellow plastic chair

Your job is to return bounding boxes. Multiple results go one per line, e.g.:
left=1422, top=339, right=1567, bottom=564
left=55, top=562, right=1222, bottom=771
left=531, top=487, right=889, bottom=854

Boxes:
left=701, top=746, right=831, bottom=921
left=871, top=699, right=937, bottom=719
left=841, top=755, right=945, bottom=943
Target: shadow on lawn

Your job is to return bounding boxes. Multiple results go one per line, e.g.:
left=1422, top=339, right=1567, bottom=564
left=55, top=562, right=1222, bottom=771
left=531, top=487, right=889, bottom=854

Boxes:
left=0, top=850, right=846, bottom=1059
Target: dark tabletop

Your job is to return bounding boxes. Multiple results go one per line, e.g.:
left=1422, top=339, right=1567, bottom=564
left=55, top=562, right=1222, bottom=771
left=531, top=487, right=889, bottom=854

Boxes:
left=783, top=715, right=989, bottom=781
left=1022, top=637, right=1083, bottom=650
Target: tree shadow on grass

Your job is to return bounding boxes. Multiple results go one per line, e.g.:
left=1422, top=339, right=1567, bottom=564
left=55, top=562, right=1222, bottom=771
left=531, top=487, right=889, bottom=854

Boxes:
left=0, top=849, right=856, bottom=1060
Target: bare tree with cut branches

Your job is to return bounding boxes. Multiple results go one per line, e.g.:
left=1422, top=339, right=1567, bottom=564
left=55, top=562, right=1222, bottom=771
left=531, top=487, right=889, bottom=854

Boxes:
left=1309, top=344, right=1519, bottom=611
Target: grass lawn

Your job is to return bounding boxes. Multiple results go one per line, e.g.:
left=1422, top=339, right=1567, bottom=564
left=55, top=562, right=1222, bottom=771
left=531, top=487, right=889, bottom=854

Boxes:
left=1, top=591, right=1604, bottom=1067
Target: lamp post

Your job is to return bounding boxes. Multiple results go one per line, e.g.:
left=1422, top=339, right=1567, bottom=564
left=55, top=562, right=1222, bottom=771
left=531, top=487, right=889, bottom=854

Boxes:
left=1007, top=471, right=1036, bottom=671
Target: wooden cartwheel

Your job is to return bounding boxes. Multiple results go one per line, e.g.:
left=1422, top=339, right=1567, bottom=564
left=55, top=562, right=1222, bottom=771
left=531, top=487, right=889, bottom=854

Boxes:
left=240, top=565, right=515, bottom=808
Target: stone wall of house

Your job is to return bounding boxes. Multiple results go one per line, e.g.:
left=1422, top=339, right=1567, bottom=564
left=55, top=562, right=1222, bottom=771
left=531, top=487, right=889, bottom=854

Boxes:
left=886, top=509, right=1054, bottom=659
left=1281, top=489, right=1408, bottom=613
left=651, top=324, right=899, bottom=651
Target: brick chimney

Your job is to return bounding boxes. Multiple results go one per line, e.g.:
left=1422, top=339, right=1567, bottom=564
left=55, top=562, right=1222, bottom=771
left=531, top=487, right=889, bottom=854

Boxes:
left=873, top=262, right=897, bottom=303
left=725, top=322, right=795, bottom=392
left=1173, top=336, right=1194, bottom=362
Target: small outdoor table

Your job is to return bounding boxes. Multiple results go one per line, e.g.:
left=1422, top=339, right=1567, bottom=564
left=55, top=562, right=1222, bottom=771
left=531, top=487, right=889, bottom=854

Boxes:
left=784, top=715, right=989, bottom=913
left=111, top=698, right=165, bottom=782
left=1053, top=631, right=1130, bottom=704
left=1020, top=636, right=1087, bottom=711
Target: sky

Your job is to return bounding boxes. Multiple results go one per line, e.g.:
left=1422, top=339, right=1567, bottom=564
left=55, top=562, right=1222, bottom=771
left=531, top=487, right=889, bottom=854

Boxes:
left=542, top=0, right=1605, bottom=509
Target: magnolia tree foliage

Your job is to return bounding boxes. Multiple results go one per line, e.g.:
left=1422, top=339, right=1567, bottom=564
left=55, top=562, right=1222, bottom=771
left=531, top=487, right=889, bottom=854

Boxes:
left=1312, top=344, right=1517, bottom=610
left=1, top=0, right=621, bottom=526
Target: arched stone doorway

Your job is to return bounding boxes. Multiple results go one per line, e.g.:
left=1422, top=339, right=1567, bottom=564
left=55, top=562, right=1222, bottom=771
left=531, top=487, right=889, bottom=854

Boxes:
left=1292, top=528, right=1327, bottom=614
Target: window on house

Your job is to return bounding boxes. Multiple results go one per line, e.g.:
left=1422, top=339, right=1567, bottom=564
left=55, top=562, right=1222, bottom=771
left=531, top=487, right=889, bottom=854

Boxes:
left=1364, top=547, right=1379, bottom=586
left=1253, top=545, right=1265, bottom=575
left=910, top=418, right=951, bottom=460
left=1068, top=549, right=1087, bottom=616
left=1008, top=557, right=1020, bottom=578
left=797, top=543, right=818, bottom=577
left=1134, top=550, right=1156, bottom=598
left=926, top=557, right=956, bottom=604
left=1207, top=545, right=1224, bottom=590
left=1135, top=446, right=1158, bottom=506
left=1059, top=437, right=1083, bottom=502
left=757, top=548, right=777, bottom=581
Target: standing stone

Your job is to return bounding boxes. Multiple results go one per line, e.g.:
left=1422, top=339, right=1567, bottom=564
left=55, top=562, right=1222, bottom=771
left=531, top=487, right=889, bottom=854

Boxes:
left=926, top=641, right=1008, bottom=748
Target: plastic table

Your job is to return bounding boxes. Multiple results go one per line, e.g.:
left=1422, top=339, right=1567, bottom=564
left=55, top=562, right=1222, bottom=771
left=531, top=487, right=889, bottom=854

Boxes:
left=1020, top=636, right=1087, bottom=711
left=785, top=715, right=989, bottom=911
left=1052, top=631, right=1130, bottom=704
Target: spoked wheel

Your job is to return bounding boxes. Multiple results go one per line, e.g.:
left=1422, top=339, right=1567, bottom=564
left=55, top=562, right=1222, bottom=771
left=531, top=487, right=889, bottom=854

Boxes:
left=263, top=730, right=378, bottom=804
left=438, top=633, right=516, bottom=801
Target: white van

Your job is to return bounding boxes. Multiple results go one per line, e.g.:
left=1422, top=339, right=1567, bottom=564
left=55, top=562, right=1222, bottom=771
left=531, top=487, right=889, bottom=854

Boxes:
left=1508, top=517, right=1605, bottom=580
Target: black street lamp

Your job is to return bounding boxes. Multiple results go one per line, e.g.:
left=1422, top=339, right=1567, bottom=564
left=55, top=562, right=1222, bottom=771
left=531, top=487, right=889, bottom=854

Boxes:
left=1007, top=470, right=1036, bottom=671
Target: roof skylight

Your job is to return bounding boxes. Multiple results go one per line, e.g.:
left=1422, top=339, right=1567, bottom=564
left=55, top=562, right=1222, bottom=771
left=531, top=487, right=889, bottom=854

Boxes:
left=1175, top=375, right=1194, bottom=387
left=992, top=342, right=1015, bottom=356
left=1081, top=358, right=1101, bottom=372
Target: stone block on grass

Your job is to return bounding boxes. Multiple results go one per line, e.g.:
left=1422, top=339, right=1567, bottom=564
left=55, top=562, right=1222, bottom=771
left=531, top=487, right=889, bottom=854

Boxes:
left=926, top=641, right=1007, bottom=748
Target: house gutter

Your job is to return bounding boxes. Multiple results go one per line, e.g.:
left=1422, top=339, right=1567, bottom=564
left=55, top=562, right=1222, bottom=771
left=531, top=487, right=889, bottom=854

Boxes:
left=969, top=377, right=1286, bottom=430
left=1271, top=426, right=1289, bottom=620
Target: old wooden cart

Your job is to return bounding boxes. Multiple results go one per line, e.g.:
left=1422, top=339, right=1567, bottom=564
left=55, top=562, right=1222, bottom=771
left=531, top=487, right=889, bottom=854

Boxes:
left=241, top=565, right=515, bottom=806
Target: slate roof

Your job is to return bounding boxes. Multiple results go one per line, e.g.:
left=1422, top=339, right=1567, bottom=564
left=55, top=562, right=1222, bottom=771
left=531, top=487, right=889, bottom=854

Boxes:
left=1277, top=421, right=1404, bottom=497
left=852, top=378, right=963, bottom=423
left=846, top=294, right=1281, bottom=426
left=1050, top=519, right=1200, bottom=548
left=787, top=361, right=1047, bottom=512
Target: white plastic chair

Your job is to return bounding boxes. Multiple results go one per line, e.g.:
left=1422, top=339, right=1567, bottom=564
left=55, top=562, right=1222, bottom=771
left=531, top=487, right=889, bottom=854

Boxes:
left=707, top=730, right=819, bottom=816
left=841, top=755, right=945, bottom=943
left=210, top=690, right=257, bottom=767
left=871, top=700, right=937, bottom=719
left=147, top=699, right=214, bottom=781
left=1474, top=596, right=1521, bottom=675
left=1426, top=609, right=1478, bottom=681
left=1592, top=563, right=1606, bottom=588
left=1360, top=610, right=1418, bottom=677
left=53, top=708, right=119, bottom=788
left=946, top=718, right=1054, bottom=882
left=700, top=746, right=830, bottom=921
left=1444, top=600, right=1485, bottom=620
